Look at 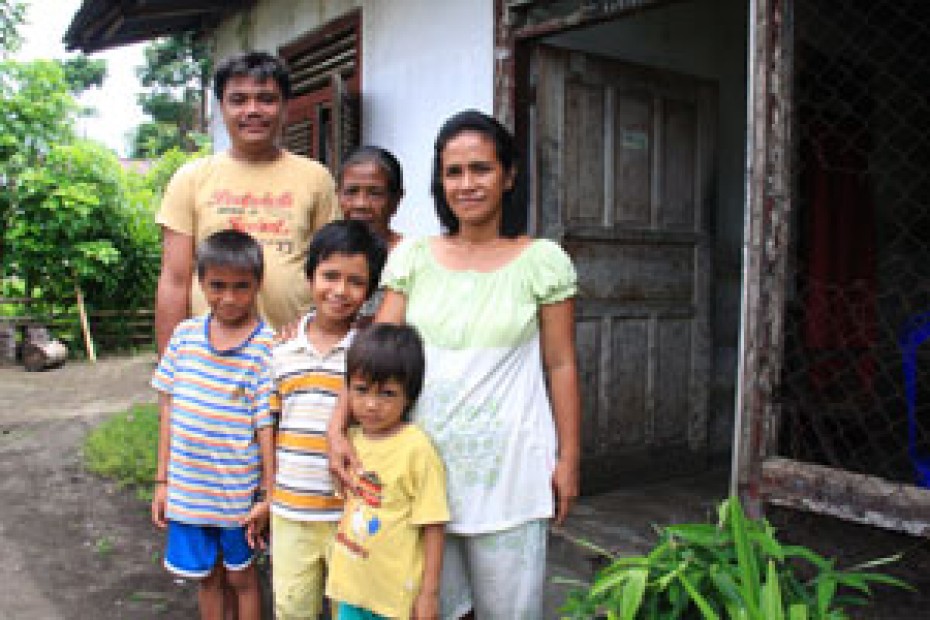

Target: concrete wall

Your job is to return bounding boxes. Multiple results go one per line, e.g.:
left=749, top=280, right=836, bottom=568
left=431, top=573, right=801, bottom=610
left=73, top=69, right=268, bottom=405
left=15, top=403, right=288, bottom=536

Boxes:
left=544, top=0, right=748, bottom=454
left=210, top=0, right=495, bottom=236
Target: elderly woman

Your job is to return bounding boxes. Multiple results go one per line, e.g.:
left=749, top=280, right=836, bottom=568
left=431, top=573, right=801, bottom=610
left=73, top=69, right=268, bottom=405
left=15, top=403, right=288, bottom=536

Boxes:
left=338, top=146, right=404, bottom=250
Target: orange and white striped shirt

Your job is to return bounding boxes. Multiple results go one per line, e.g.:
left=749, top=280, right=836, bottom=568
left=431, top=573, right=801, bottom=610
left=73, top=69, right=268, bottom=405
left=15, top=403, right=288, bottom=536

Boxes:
left=270, top=313, right=352, bottom=521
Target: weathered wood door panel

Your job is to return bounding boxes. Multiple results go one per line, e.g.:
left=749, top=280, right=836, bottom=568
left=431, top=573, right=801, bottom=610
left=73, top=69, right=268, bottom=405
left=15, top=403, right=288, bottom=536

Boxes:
left=534, top=46, right=716, bottom=489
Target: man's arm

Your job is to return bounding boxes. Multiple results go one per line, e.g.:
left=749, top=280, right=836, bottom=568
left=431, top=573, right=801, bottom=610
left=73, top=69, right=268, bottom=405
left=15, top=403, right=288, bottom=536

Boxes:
left=155, top=227, right=194, bottom=356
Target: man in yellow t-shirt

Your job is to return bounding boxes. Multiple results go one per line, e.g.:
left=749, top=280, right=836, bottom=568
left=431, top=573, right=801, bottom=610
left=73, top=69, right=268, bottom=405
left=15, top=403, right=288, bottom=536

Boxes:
left=156, top=51, right=338, bottom=352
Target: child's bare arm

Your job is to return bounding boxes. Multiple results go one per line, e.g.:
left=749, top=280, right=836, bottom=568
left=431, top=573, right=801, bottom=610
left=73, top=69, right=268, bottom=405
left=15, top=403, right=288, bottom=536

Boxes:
left=243, top=425, right=275, bottom=549
left=151, top=392, right=172, bottom=528
left=257, top=425, right=275, bottom=494
left=412, top=523, right=444, bottom=619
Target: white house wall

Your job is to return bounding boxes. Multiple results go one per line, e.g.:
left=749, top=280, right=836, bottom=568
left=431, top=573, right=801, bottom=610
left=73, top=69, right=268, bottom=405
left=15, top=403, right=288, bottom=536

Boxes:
left=210, top=0, right=495, bottom=236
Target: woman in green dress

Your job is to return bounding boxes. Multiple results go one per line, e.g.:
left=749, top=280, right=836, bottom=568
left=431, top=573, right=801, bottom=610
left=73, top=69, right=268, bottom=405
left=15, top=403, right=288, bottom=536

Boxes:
left=329, top=110, right=581, bottom=619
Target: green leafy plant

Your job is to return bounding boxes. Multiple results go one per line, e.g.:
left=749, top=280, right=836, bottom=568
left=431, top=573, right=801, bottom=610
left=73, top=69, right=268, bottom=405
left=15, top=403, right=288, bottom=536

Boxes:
left=83, top=404, right=160, bottom=501
left=558, top=497, right=909, bottom=619
left=94, top=536, right=114, bottom=557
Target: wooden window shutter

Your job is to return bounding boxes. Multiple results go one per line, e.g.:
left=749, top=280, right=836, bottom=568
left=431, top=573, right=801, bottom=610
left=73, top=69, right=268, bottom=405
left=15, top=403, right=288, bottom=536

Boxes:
left=279, top=11, right=362, bottom=171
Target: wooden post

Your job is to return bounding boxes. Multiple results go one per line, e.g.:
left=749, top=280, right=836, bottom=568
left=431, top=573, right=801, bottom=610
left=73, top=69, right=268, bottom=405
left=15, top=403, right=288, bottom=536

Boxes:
left=733, top=0, right=793, bottom=517
left=74, top=283, right=97, bottom=362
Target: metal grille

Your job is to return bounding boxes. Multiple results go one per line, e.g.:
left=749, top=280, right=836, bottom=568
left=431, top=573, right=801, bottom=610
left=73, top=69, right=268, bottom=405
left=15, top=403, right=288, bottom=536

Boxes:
left=778, top=0, right=930, bottom=491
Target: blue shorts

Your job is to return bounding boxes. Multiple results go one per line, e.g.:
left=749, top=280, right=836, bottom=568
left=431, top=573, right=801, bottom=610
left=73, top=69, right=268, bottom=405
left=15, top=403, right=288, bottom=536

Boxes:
left=164, top=521, right=254, bottom=579
left=336, top=602, right=388, bottom=620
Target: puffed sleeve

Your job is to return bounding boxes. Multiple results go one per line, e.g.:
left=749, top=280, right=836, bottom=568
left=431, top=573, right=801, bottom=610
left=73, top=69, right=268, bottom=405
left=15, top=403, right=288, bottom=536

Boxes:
left=379, top=237, right=421, bottom=295
left=528, top=239, right=578, bottom=304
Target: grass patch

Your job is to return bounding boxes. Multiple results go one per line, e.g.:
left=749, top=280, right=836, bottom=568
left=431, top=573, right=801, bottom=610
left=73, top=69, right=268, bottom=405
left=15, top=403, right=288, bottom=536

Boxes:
left=83, top=403, right=159, bottom=501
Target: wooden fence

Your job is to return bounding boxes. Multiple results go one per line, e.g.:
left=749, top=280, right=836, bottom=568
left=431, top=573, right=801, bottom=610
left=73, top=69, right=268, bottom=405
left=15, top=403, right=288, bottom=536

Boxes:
left=0, top=297, right=154, bottom=362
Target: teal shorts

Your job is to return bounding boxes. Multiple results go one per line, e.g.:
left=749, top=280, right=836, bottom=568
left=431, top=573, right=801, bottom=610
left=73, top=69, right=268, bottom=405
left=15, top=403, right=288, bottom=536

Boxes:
left=336, top=602, right=388, bottom=620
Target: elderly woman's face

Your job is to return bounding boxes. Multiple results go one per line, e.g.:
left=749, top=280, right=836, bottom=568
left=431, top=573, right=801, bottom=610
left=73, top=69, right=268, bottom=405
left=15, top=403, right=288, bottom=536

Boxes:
left=339, top=161, right=398, bottom=239
left=440, top=131, right=514, bottom=230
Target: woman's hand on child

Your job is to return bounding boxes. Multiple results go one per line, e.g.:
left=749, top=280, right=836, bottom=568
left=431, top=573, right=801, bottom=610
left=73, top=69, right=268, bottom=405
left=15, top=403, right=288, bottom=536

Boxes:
left=274, top=319, right=300, bottom=344
left=327, top=429, right=362, bottom=495
left=151, top=483, right=168, bottom=529
left=242, top=501, right=270, bottom=549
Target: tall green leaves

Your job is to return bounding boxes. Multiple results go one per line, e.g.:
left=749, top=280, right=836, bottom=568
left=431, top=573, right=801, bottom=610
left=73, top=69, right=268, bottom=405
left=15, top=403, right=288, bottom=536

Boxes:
left=559, top=497, right=909, bottom=619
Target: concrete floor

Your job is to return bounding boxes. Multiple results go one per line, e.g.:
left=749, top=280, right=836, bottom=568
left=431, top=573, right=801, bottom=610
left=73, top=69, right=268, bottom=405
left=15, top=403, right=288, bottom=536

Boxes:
left=543, top=467, right=730, bottom=618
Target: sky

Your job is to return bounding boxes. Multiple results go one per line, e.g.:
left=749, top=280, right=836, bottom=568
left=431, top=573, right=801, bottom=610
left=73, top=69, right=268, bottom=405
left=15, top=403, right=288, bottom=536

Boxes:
left=17, top=0, right=147, bottom=157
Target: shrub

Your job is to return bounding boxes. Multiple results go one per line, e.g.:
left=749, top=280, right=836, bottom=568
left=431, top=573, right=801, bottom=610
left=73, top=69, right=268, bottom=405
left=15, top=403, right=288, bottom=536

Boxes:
left=559, top=497, right=909, bottom=620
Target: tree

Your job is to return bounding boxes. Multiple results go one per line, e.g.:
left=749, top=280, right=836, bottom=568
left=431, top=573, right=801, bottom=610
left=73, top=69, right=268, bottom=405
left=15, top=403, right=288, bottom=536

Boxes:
left=0, top=0, right=25, bottom=56
left=131, top=33, right=211, bottom=158
left=58, top=55, right=107, bottom=95
left=0, top=59, right=76, bottom=269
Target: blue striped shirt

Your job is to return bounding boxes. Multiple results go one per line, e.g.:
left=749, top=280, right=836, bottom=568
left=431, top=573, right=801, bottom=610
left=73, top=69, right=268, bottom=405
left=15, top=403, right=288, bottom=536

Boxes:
left=152, top=314, right=274, bottom=526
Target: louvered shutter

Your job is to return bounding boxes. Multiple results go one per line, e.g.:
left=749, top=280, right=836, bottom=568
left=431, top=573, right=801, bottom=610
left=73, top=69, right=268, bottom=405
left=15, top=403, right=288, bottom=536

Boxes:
left=280, top=11, right=361, bottom=169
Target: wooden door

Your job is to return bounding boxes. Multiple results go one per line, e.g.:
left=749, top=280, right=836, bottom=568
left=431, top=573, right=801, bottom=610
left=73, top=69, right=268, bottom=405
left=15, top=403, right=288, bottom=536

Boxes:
left=533, top=46, right=716, bottom=490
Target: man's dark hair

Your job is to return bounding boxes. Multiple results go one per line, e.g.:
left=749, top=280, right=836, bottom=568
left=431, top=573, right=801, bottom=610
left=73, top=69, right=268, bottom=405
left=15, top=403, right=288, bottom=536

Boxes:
left=347, top=324, right=426, bottom=417
left=339, top=146, right=405, bottom=199
left=304, top=220, right=387, bottom=297
left=431, top=109, right=525, bottom=238
left=213, top=51, right=291, bottom=101
left=196, top=229, right=264, bottom=281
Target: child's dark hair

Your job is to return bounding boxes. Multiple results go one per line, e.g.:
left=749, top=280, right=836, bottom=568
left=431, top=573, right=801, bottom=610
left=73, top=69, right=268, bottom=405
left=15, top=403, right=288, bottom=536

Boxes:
left=213, top=51, right=291, bottom=101
left=196, top=229, right=264, bottom=281
left=304, top=220, right=387, bottom=297
left=340, top=146, right=405, bottom=198
left=347, top=324, right=425, bottom=417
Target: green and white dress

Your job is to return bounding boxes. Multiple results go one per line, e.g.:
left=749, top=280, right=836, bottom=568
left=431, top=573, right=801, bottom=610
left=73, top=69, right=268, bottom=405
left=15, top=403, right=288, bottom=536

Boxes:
left=381, top=236, right=577, bottom=535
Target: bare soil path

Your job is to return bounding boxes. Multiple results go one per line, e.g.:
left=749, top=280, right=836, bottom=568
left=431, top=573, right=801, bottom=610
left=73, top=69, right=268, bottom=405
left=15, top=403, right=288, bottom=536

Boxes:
left=0, top=355, right=198, bottom=619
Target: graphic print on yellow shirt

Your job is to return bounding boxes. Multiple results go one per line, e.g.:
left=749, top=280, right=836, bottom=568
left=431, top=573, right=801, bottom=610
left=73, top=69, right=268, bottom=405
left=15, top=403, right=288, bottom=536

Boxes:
left=335, top=470, right=383, bottom=559
left=157, top=151, right=339, bottom=329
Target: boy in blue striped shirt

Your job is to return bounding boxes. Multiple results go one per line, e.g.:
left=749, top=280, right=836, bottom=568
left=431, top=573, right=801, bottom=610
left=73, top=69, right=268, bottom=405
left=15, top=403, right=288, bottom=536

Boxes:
left=151, top=229, right=275, bottom=620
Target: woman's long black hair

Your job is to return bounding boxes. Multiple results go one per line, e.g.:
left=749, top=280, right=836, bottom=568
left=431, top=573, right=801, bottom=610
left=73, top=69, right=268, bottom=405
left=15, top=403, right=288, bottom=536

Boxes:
left=430, top=110, right=526, bottom=238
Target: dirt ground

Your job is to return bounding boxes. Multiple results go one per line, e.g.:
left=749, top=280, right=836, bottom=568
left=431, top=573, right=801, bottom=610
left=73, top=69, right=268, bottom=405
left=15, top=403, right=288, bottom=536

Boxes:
left=0, top=354, right=199, bottom=619
left=0, top=355, right=926, bottom=619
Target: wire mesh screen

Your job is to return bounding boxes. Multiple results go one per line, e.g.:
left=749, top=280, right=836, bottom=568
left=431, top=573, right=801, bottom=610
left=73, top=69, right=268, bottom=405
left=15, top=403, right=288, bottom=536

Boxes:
left=778, top=0, right=930, bottom=487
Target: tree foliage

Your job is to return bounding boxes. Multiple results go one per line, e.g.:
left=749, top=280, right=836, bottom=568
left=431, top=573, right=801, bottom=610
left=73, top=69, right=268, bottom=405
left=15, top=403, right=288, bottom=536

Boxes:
left=131, top=33, right=211, bottom=158
left=0, top=14, right=205, bottom=316
left=0, top=59, right=76, bottom=268
left=0, top=0, right=25, bottom=56
left=58, top=55, right=107, bottom=95
left=0, top=56, right=202, bottom=312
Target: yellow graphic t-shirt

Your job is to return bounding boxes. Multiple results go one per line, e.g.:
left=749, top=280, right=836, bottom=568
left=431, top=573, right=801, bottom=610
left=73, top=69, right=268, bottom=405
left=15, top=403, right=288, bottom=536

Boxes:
left=326, top=424, right=449, bottom=618
left=157, top=150, right=339, bottom=330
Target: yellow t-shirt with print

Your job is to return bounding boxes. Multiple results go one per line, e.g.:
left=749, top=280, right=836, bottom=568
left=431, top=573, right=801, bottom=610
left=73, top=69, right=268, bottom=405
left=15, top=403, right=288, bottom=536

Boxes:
left=157, top=150, right=338, bottom=330
left=326, top=424, right=449, bottom=618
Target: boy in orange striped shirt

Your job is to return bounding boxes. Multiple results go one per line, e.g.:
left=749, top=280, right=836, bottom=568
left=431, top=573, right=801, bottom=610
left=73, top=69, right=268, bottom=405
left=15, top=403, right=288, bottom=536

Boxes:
left=269, top=220, right=386, bottom=619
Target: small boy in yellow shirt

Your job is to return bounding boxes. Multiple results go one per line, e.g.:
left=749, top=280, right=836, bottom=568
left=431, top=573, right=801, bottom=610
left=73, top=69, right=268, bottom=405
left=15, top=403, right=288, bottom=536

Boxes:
left=326, top=324, right=449, bottom=619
